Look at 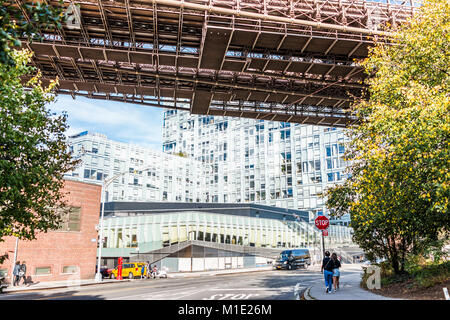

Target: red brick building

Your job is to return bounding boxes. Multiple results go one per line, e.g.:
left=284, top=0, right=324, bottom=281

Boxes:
left=0, top=179, right=102, bottom=284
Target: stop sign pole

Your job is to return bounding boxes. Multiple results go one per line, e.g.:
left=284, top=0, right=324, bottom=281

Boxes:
left=315, top=215, right=330, bottom=260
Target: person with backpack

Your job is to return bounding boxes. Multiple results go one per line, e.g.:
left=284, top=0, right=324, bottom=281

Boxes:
left=321, top=251, right=334, bottom=294
left=331, top=253, right=341, bottom=292
left=19, top=261, right=27, bottom=285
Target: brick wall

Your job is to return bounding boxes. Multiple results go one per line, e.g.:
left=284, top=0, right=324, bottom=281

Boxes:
left=0, top=179, right=101, bottom=284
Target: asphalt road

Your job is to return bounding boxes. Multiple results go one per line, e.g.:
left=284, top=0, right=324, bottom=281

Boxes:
left=0, top=268, right=324, bottom=300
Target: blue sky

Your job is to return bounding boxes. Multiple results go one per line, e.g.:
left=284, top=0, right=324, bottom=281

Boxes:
left=49, top=95, right=164, bottom=151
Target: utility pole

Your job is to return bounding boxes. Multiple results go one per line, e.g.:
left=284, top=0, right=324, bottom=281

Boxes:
left=12, top=236, right=19, bottom=275
left=321, top=231, right=325, bottom=259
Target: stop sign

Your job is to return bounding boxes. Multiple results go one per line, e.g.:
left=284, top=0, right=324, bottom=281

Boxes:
left=315, top=215, right=329, bottom=230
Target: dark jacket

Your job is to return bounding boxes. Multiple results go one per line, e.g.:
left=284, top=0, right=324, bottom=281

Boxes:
left=20, top=264, right=26, bottom=274
left=322, top=257, right=334, bottom=272
left=332, top=259, right=341, bottom=269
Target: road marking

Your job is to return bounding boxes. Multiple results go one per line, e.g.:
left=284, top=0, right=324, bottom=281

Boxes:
left=294, top=283, right=305, bottom=300
left=149, top=289, right=205, bottom=300
left=114, top=287, right=204, bottom=300
left=203, top=293, right=260, bottom=300
left=207, top=288, right=270, bottom=291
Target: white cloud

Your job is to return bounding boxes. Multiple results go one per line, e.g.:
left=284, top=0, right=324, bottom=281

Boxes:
left=49, top=95, right=164, bottom=151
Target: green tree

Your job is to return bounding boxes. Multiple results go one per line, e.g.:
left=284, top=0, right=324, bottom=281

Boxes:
left=325, top=0, right=450, bottom=274
left=0, top=0, right=64, bottom=65
left=0, top=50, right=79, bottom=263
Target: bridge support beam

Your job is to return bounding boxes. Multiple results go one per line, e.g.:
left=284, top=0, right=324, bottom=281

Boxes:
left=200, top=27, right=232, bottom=70
left=191, top=89, right=213, bottom=115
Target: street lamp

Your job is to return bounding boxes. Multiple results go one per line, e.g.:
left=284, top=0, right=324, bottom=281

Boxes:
left=94, top=166, right=152, bottom=282
left=11, top=236, right=18, bottom=278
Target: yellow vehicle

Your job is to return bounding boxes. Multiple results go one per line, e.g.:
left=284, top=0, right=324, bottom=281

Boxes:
left=110, top=262, right=147, bottom=279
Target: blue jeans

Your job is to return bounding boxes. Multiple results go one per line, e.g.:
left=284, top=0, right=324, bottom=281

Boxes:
left=324, top=270, right=333, bottom=291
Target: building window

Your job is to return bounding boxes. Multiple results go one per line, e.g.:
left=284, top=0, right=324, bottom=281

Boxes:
left=84, top=169, right=97, bottom=179
left=327, top=173, right=334, bottom=182
left=35, top=267, right=51, bottom=275
left=58, top=207, right=82, bottom=232
left=326, top=146, right=332, bottom=157
left=131, top=234, right=138, bottom=248
left=62, top=266, right=78, bottom=274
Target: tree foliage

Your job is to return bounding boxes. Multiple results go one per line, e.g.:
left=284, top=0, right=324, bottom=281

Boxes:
left=0, top=50, right=79, bottom=252
left=0, top=0, right=64, bottom=65
left=325, top=0, right=450, bottom=274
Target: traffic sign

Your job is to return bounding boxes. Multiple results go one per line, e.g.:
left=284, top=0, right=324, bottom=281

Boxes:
left=315, top=215, right=329, bottom=230
left=322, top=230, right=328, bottom=236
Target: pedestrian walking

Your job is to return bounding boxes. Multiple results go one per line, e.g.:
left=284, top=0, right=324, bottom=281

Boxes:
left=152, top=265, right=158, bottom=278
left=331, top=253, right=341, bottom=292
left=12, top=261, right=20, bottom=286
left=141, top=264, right=146, bottom=279
left=19, top=261, right=27, bottom=285
left=321, top=251, right=334, bottom=294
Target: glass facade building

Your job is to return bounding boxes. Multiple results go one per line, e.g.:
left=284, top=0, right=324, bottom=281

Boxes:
left=99, top=203, right=354, bottom=271
left=162, top=111, right=351, bottom=225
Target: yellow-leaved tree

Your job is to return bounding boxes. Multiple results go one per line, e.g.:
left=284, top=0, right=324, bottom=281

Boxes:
left=325, top=0, right=450, bottom=274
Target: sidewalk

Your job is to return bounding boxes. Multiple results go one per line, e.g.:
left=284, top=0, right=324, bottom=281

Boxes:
left=305, top=263, right=400, bottom=300
left=2, top=266, right=273, bottom=294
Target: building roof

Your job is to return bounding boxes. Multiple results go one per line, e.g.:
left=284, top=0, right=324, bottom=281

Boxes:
left=103, top=201, right=309, bottom=222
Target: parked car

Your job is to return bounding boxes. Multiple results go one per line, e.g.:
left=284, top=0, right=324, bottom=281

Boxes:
left=274, top=249, right=311, bottom=270
left=0, top=275, right=8, bottom=293
left=110, top=262, right=146, bottom=279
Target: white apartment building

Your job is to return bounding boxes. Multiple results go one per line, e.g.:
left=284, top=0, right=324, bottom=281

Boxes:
left=66, top=131, right=206, bottom=203
left=66, top=114, right=351, bottom=225
left=162, top=110, right=350, bottom=225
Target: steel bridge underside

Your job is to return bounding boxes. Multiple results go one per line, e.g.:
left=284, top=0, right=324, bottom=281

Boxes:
left=23, top=0, right=417, bottom=127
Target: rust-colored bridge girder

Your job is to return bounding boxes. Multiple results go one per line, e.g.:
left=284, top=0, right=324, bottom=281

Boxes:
left=20, top=0, right=418, bottom=126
